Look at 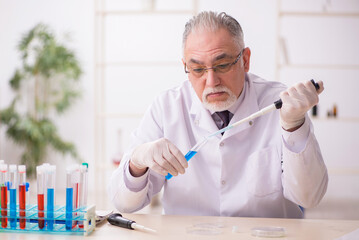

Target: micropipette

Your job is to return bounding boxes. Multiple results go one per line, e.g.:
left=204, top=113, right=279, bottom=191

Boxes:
left=107, top=213, right=157, bottom=233
left=166, top=79, right=320, bottom=180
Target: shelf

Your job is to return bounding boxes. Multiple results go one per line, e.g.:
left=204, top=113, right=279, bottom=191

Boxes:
left=328, top=167, right=359, bottom=176
left=95, top=162, right=118, bottom=171
left=310, top=117, right=359, bottom=122
left=279, top=63, right=359, bottom=70
left=95, top=61, right=180, bottom=67
left=97, top=113, right=143, bottom=119
left=96, top=10, right=194, bottom=16
left=279, top=11, right=359, bottom=17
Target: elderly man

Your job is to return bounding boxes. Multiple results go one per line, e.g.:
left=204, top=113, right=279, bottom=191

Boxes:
left=108, top=11, right=327, bottom=218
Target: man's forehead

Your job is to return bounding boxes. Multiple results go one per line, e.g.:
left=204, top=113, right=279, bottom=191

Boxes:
left=186, top=28, right=233, bottom=46
left=187, top=52, right=233, bottom=64
left=184, top=28, right=238, bottom=61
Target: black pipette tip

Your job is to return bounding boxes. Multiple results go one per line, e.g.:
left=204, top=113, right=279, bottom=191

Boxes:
left=274, top=79, right=320, bottom=109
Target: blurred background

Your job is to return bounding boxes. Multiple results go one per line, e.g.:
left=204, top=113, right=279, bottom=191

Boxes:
left=0, top=0, right=358, bottom=219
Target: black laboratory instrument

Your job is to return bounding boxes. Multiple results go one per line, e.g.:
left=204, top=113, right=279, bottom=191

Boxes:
left=107, top=213, right=156, bottom=233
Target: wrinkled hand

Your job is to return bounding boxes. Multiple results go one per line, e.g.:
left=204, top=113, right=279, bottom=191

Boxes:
left=280, top=80, right=324, bottom=131
left=130, top=138, right=188, bottom=177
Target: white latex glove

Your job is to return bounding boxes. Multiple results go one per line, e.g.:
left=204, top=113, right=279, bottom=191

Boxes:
left=280, top=80, right=324, bottom=131
left=130, top=138, right=188, bottom=177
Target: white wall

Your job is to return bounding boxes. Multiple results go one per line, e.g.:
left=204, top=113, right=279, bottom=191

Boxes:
left=200, top=0, right=278, bottom=80
left=0, top=0, right=95, bottom=199
left=1, top=0, right=358, bottom=218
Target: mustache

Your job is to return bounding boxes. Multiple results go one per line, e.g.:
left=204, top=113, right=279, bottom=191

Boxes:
left=201, top=85, right=237, bottom=112
left=203, top=86, right=230, bottom=97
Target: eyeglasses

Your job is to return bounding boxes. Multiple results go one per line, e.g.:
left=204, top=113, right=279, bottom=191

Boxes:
left=184, top=48, right=245, bottom=78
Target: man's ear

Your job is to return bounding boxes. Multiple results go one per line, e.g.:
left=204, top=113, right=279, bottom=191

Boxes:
left=243, top=47, right=251, bottom=72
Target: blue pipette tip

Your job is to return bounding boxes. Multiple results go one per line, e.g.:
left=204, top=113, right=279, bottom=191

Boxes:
left=184, top=150, right=197, bottom=160
left=165, top=151, right=197, bottom=180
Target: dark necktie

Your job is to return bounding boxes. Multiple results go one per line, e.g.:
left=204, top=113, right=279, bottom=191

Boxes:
left=215, top=110, right=231, bottom=132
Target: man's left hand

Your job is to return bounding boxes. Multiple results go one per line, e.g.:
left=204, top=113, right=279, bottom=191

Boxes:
left=279, top=80, right=324, bottom=131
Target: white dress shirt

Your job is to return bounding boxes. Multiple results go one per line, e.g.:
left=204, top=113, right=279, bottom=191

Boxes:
left=108, top=73, right=328, bottom=218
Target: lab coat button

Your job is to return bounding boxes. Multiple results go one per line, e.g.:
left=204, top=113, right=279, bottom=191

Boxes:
left=221, top=180, right=226, bottom=185
left=220, top=142, right=224, bottom=147
left=249, top=121, right=253, bottom=126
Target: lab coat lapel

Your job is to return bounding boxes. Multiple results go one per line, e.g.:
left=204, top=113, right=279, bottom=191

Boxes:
left=222, top=78, right=259, bottom=140
left=189, top=88, right=220, bottom=138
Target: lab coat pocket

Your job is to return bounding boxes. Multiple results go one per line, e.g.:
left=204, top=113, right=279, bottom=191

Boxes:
left=246, top=147, right=282, bottom=197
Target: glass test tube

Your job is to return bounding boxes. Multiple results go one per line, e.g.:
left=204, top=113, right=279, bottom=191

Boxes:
left=0, top=164, right=8, bottom=228
left=36, top=166, right=45, bottom=229
left=78, top=163, right=88, bottom=228
left=0, top=160, right=3, bottom=205
left=74, top=165, right=80, bottom=212
left=66, top=166, right=74, bottom=230
left=9, top=165, right=17, bottom=229
left=0, top=161, right=2, bottom=207
left=46, top=165, right=56, bottom=230
left=71, top=164, right=80, bottom=228
left=18, top=165, right=26, bottom=229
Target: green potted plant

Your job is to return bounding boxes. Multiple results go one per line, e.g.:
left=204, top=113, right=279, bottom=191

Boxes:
left=0, top=23, right=82, bottom=177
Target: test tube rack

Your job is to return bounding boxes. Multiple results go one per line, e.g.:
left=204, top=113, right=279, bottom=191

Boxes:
left=0, top=204, right=96, bottom=236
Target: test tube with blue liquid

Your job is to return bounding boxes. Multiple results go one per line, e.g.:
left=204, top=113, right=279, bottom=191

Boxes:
left=66, top=165, right=74, bottom=230
left=0, top=163, right=8, bottom=228
left=9, top=165, right=17, bottom=229
left=46, top=165, right=56, bottom=230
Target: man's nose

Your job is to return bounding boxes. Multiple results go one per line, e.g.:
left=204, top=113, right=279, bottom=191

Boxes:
left=205, top=69, right=220, bottom=87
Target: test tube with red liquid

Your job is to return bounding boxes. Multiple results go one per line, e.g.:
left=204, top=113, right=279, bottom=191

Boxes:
left=36, top=165, right=45, bottom=229
left=0, top=163, right=8, bottom=228
left=18, top=165, right=26, bottom=229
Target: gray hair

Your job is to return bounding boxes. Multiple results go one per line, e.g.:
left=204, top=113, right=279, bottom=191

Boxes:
left=182, top=11, right=245, bottom=52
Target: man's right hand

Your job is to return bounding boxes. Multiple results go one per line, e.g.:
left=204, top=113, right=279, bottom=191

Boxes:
left=129, top=138, right=188, bottom=177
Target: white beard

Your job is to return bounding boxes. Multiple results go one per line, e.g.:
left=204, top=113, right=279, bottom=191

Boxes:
left=202, top=85, right=237, bottom=112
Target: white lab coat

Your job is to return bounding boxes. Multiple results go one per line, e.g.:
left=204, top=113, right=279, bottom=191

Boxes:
left=109, top=73, right=328, bottom=218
